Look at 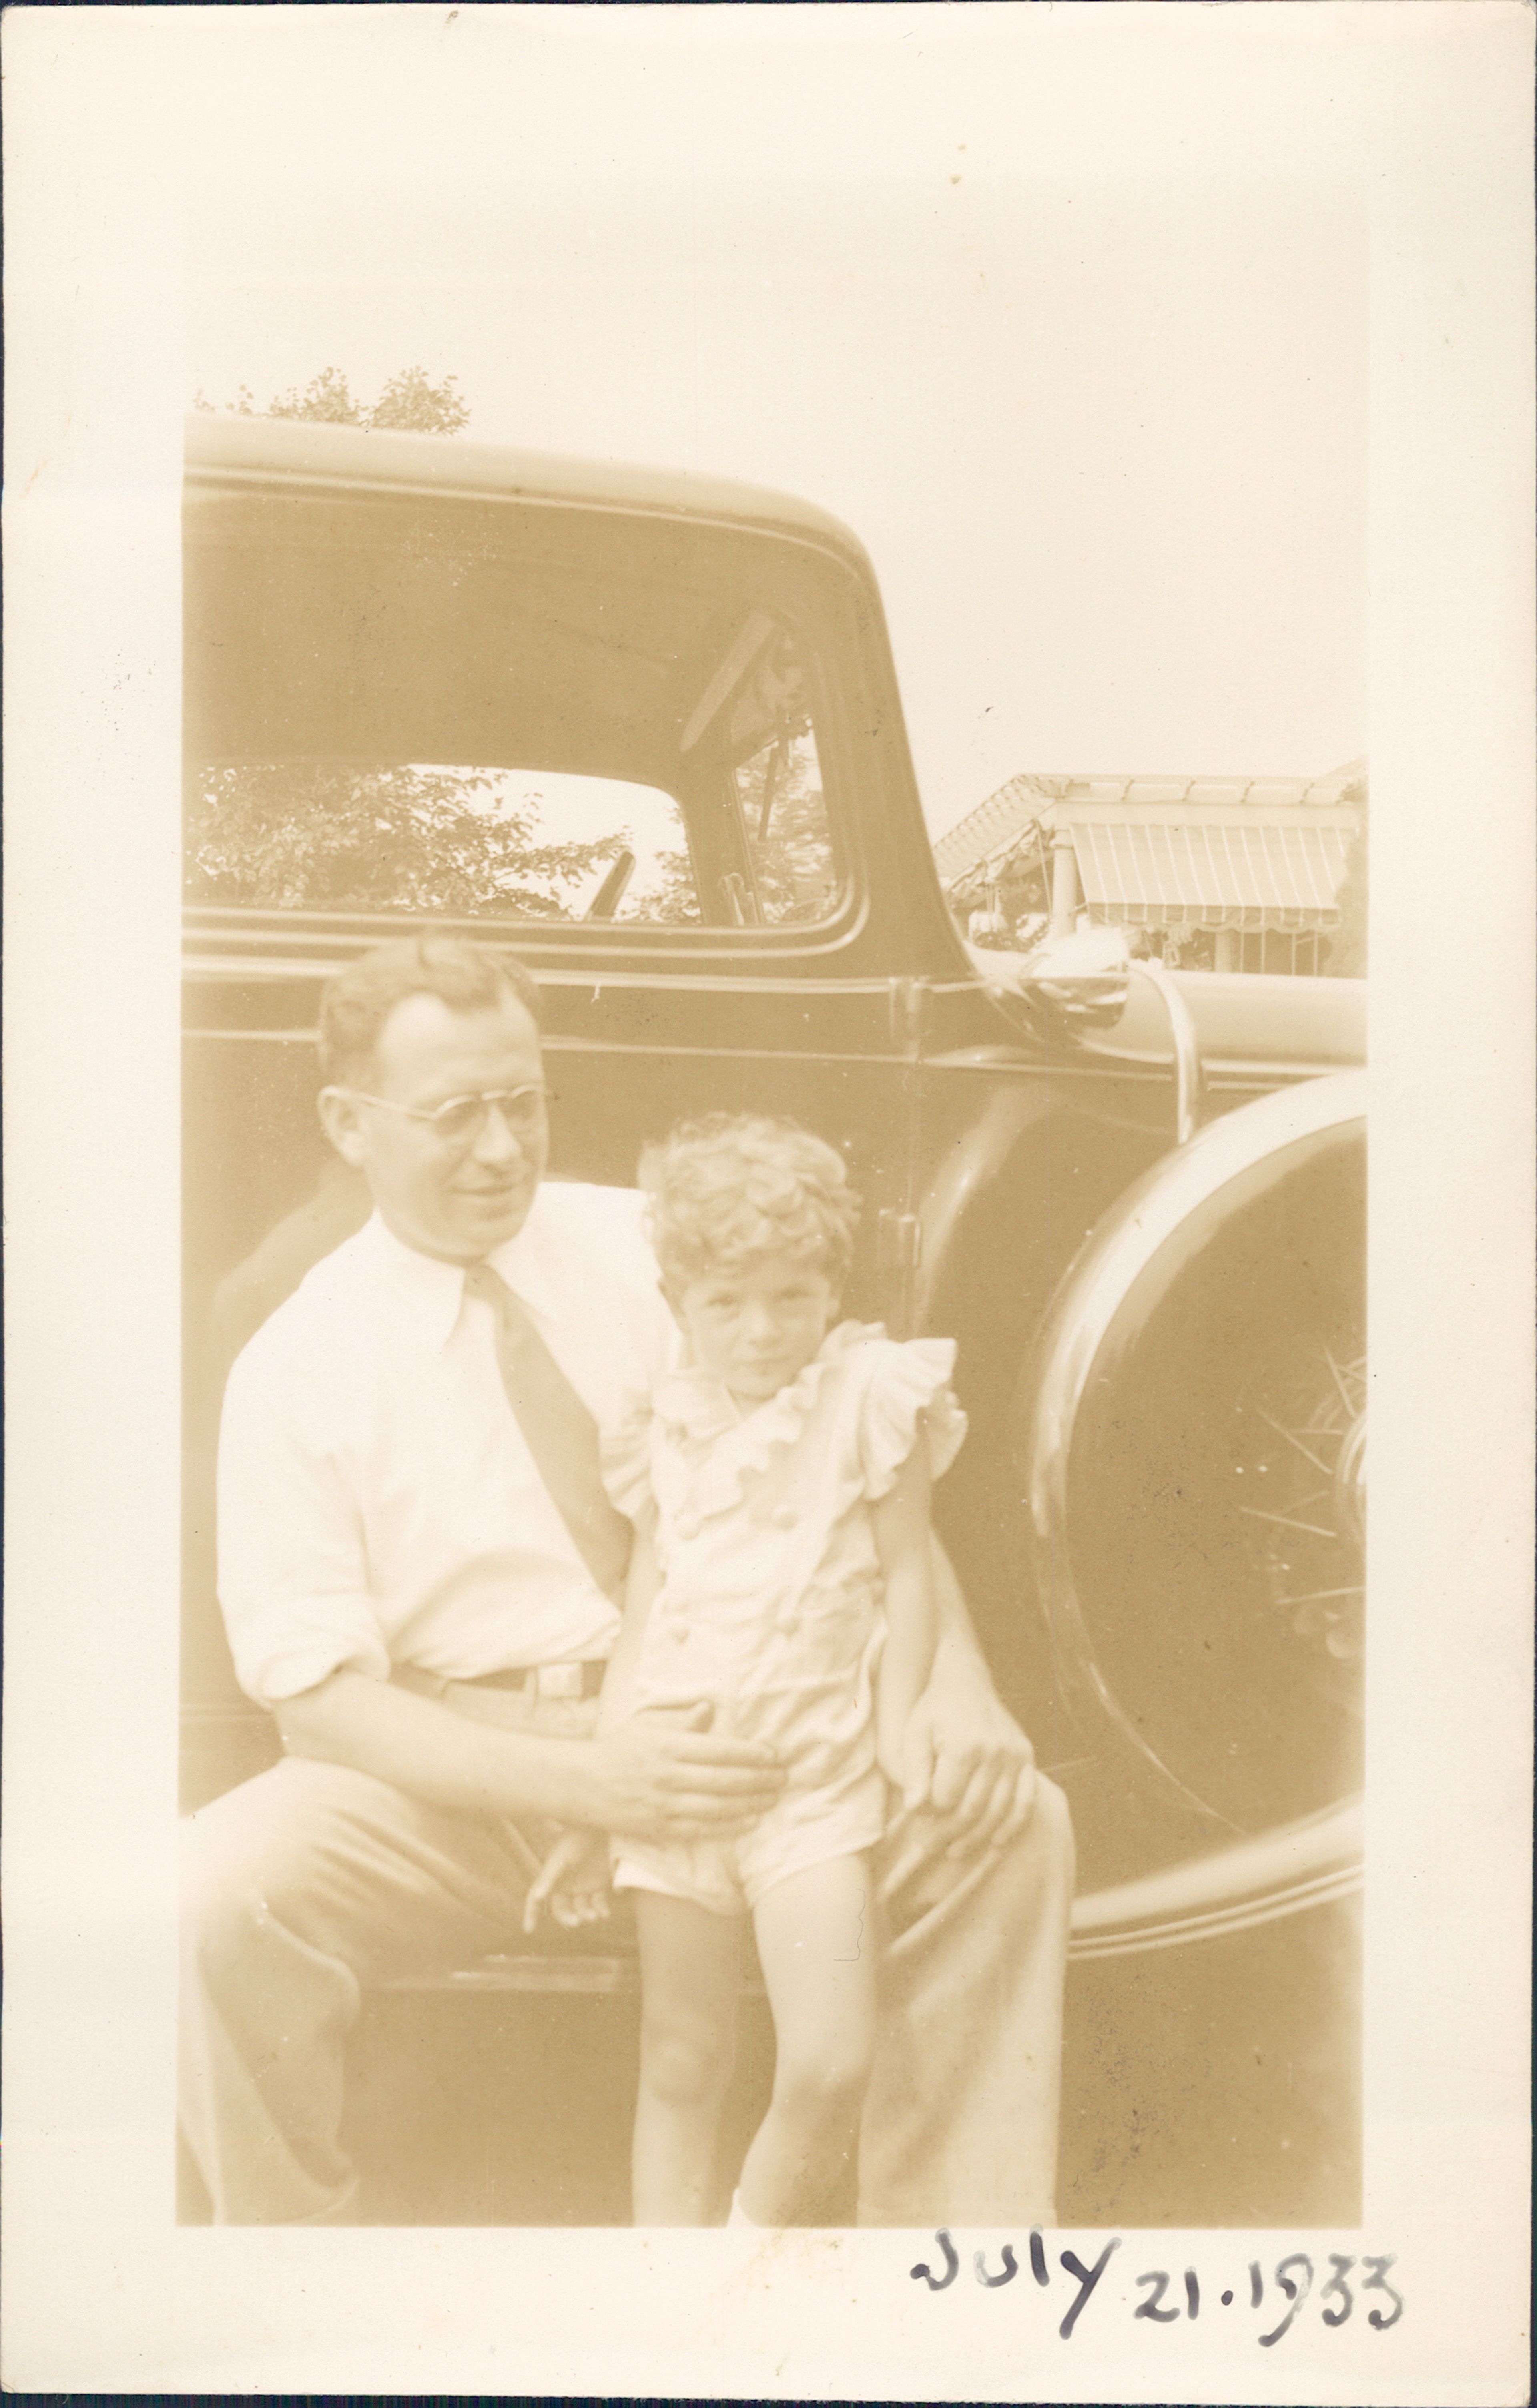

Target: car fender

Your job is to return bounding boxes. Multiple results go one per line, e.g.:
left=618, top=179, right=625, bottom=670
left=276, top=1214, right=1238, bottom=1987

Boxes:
left=1021, top=1069, right=1367, bottom=1948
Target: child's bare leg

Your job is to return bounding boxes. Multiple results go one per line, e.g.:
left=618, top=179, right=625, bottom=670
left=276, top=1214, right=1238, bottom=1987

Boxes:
left=632, top=1890, right=744, bottom=2225
left=738, top=1852, right=877, bottom=2227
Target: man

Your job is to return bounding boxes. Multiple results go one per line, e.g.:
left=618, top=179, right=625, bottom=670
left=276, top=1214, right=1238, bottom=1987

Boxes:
left=181, top=934, right=1073, bottom=2225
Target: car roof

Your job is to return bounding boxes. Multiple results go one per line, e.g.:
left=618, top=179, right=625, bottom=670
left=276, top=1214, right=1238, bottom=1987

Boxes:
left=184, top=411, right=877, bottom=575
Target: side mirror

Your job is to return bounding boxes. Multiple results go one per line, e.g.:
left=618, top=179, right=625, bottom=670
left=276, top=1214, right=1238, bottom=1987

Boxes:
left=973, top=923, right=1132, bottom=1035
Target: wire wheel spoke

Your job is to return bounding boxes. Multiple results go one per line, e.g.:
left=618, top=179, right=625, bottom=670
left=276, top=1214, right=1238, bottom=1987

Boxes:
left=1240, top=1507, right=1340, bottom=1540
left=1252, top=1403, right=1334, bottom=1477
left=1275, top=1586, right=1364, bottom=1606
left=1235, top=1332, right=1365, bottom=1688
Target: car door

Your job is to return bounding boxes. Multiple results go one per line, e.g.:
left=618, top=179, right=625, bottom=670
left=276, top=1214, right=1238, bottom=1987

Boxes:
left=181, top=421, right=943, bottom=1794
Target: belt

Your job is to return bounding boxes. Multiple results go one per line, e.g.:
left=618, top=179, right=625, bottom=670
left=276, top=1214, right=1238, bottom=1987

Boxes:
left=462, top=1660, right=607, bottom=1702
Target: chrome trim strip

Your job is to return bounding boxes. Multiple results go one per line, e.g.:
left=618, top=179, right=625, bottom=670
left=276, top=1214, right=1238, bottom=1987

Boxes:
left=182, top=956, right=911, bottom=998
left=1128, top=956, right=1207, bottom=1144
left=926, top=1050, right=1340, bottom=1087
left=1069, top=1862, right=1362, bottom=1959
left=181, top=915, right=870, bottom=971
left=184, top=1027, right=923, bottom=1069
left=1069, top=1798, right=1362, bottom=1952
left=183, top=1021, right=1323, bottom=1105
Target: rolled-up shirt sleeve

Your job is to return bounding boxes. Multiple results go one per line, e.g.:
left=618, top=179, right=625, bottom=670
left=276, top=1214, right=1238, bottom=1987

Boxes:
left=217, top=1337, right=391, bottom=1708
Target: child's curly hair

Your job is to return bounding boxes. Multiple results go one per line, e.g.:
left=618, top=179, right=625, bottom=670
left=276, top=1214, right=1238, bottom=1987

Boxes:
left=642, top=1114, right=861, bottom=1292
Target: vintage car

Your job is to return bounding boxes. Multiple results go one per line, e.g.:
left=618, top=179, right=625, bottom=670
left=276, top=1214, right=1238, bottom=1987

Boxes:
left=183, top=411, right=1366, bottom=2224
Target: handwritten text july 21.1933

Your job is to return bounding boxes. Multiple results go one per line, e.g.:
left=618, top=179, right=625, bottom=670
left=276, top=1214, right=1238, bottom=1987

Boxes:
left=910, top=2231, right=1404, bottom=2346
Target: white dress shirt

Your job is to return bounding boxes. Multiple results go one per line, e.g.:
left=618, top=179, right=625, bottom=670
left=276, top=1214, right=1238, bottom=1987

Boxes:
left=217, top=1181, right=678, bottom=1708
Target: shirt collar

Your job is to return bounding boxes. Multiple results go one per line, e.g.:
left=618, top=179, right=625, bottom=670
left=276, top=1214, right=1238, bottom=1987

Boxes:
left=360, top=1212, right=470, bottom=1351
left=359, top=1188, right=570, bottom=1350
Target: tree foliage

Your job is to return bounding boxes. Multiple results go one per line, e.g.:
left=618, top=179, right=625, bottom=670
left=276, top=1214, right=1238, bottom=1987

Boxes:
left=638, top=845, right=703, bottom=925
left=634, top=733, right=834, bottom=929
left=186, top=763, right=624, bottom=918
left=735, top=731, right=837, bottom=925
left=194, top=363, right=470, bottom=437
left=187, top=368, right=634, bottom=919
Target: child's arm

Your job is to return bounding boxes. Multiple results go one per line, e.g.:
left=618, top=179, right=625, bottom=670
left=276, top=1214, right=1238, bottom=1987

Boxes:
left=597, top=1514, right=662, bottom=1732
left=871, top=1439, right=940, bottom=1804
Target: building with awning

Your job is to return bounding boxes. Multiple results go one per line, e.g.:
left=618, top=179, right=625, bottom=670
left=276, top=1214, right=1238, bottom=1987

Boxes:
left=934, top=762, right=1366, bottom=974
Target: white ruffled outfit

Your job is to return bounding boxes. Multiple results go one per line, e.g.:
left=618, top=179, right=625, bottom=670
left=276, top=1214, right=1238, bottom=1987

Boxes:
left=602, top=1320, right=967, bottom=1916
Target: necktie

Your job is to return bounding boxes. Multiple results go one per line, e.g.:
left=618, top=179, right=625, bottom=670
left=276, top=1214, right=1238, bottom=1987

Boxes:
left=463, top=1260, right=633, bottom=1603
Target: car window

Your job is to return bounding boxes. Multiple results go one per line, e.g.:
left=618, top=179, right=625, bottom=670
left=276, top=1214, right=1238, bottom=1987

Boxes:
left=185, top=764, right=701, bottom=923
left=184, top=494, right=847, bottom=936
left=724, top=730, right=836, bottom=928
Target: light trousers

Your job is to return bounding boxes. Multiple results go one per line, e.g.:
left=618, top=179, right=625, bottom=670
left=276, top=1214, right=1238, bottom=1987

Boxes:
left=180, top=1752, right=1073, bottom=2226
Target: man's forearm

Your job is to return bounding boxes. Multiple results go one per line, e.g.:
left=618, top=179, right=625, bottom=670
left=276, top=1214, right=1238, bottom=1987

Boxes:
left=276, top=1670, right=597, bottom=1824
left=275, top=1664, right=789, bottom=1843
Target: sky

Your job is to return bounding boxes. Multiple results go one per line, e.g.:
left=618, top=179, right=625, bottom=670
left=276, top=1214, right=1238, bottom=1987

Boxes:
left=185, top=10, right=1367, bottom=837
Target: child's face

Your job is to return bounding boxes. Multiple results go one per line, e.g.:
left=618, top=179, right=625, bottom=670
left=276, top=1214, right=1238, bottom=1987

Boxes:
left=670, top=1250, right=840, bottom=1404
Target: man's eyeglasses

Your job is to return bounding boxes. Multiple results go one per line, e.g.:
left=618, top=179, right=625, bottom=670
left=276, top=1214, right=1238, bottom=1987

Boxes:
left=340, top=1083, right=548, bottom=1146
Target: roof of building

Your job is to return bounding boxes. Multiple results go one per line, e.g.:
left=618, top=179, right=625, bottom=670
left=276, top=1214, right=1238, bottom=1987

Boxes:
left=932, top=759, right=1368, bottom=888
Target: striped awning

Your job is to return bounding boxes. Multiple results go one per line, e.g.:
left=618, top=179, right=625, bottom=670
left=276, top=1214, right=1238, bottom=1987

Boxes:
left=1072, top=819, right=1351, bottom=932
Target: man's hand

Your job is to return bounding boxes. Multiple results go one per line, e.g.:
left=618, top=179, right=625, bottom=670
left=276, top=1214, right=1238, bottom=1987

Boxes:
left=584, top=1702, right=785, bottom=1842
left=879, top=1667, right=1037, bottom=1903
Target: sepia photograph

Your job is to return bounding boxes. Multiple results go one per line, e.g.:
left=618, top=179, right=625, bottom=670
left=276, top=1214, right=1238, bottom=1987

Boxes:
left=4, top=4, right=1531, bottom=2397
left=176, top=37, right=1369, bottom=2247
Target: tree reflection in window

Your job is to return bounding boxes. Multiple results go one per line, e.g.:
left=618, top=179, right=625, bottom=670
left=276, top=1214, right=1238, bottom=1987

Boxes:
left=185, top=762, right=630, bottom=919
left=185, top=617, right=839, bottom=930
left=732, top=726, right=837, bottom=927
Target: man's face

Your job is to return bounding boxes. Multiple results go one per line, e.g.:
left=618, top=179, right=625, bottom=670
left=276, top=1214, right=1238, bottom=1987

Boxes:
left=322, top=988, right=549, bottom=1262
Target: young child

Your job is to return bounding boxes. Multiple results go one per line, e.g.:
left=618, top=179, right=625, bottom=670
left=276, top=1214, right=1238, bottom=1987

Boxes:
left=526, top=1114, right=966, bottom=2227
